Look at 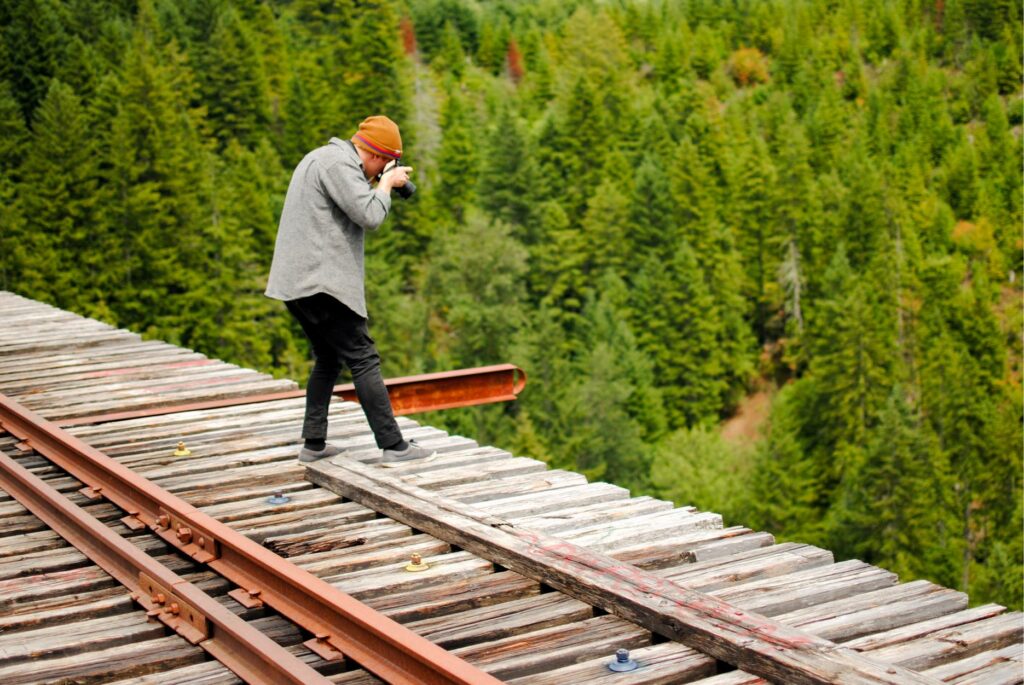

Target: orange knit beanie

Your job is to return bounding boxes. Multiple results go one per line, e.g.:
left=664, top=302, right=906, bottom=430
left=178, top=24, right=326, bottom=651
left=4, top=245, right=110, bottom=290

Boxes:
left=352, top=116, right=403, bottom=160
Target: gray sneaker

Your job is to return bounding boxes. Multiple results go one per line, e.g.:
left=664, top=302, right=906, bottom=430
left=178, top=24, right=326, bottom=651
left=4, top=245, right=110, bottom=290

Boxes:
left=297, top=443, right=345, bottom=463
left=380, top=440, right=438, bottom=468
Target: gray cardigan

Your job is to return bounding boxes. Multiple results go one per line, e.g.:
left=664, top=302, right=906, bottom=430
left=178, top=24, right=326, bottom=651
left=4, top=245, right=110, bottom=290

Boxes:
left=265, top=138, right=392, bottom=318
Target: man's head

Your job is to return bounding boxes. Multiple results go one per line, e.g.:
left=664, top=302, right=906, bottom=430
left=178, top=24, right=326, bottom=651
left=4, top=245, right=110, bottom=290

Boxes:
left=351, top=115, right=402, bottom=181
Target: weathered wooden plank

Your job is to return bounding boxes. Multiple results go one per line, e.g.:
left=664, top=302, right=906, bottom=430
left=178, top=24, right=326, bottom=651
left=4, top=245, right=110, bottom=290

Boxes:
left=105, top=660, right=243, bottom=685
left=330, top=614, right=652, bottom=685
left=406, top=593, right=593, bottom=649
left=0, top=590, right=134, bottom=633
left=365, top=570, right=540, bottom=623
left=505, top=641, right=716, bottom=685
left=397, top=455, right=548, bottom=489
left=710, top=560, right=898, bottom=616
left=922, top=644, right=1022, bottom=684
left=0, top=612, right=165, bottom=665
left=453, top=613, right=651, bottom=681
left=0, top=530, right=171, bottom=580
left=308, top=458, right=942, bottom=685
left=199, top=487, right=344, bottom=523
left=516, top=496, right=674, bottom=533
left=260, top=516, right=406, bottom=557
left=0, top=635, right=205, bottom=684
left=435, top=469, right=588, bottom=503
left=327, top=550, right=495, bottom=600
left=608, top=527, right=775, bottom=569
left=478, top=481, right=632, bottom=518
left=661, top=542, right=835, bottom=592
left=8, top=365, right=262, bottom=401
left=867, top=612, right=1023, bottom=671
left=561, top=507, right=721, bottom=549
left=776, top=580, right=968, bottom=643
left=844, top=605, right=1008, bottom=653
left=298, top=533, right=450, bottom=577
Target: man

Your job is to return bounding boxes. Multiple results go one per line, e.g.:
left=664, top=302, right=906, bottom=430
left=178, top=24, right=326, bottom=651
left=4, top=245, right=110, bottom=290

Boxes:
left=266, top=115, right=436, bottom=467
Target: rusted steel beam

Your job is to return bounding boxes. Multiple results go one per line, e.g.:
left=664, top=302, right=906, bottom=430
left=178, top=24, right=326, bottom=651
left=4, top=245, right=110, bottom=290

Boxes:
left=0, top=392, right=502, bottom=685
left=0, top=451, right=330, bottom=685
left=57, top=363, right=527, bottom=427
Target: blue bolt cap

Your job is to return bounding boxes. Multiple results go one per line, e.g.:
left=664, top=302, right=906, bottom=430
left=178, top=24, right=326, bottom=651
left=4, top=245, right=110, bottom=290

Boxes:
left=266, top=493, right=291, bottom=505
left=608, top=648, right=639, bottom=672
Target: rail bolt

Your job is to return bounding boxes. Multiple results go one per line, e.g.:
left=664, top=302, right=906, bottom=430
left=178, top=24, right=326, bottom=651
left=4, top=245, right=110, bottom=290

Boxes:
left=169, top=603, right=180, bottom=615
left=607, top=648, right=639, bottom=672
left=157, top=514, right=170, bottom=529
left=405, top=552, right=430, bottom=572
left=173, top=441, right=192, bottom=457
left=176, top=526, right=193, bottom=544
left=266, top=490, right=291, bottom=505
left=152, top=593, right=166, bottom=605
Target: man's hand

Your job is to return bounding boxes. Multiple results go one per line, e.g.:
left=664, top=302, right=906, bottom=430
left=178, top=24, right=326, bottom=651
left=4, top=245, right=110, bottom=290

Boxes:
left=378, top=164, right=413, bottom=193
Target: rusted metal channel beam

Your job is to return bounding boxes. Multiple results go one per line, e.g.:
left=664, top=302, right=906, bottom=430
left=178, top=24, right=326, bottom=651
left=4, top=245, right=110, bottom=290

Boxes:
left=0, top=392, right=502, bottom=685
left=0, top=451, right=330, bottom=685
left=57, top=363, right=527, bottom=427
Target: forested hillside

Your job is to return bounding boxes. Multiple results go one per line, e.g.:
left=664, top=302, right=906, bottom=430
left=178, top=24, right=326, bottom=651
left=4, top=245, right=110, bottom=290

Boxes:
left=1, top=0, right=1020, bottom=609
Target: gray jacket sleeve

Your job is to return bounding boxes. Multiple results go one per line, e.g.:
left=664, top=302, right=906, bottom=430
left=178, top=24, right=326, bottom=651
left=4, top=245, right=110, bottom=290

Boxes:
left=319, top=156, right=392, bottom=231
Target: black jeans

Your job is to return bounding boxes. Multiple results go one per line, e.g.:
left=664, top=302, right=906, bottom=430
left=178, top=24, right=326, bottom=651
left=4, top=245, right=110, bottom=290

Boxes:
left=285, top=294, right=402, bottom=449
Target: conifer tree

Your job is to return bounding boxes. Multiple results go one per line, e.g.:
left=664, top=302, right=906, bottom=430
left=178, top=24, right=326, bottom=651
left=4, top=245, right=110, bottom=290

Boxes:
left=744, top=381, right=826, bottom=544
left=182, top=139, right=284, bottom=371
left=0, top=82, right=28, bottom=291
left=432, top=20, right=467, bottom=79
left=96, top=0, right=210, bottom=336
left=802, top=246, right=896, bottom=483
left=632, top=242, right=724, bottom=427
left=2, top=0, right=67, bottom=118
left=196, top=6, right=270, bottom=149
left=422, top=212, right=528, bottom=368
left=17, top=80, right=100, bottom=312
left=830, top=387, right=961, bottom=588
left=560, top=274, right=663, bottom=487
left=344, top=1, right=408, bottom=123
left=478, top=104, right=534, bottom=231
left=724, top=133, right=781, bottom=341
left=436, top=84, right=479, bottom=223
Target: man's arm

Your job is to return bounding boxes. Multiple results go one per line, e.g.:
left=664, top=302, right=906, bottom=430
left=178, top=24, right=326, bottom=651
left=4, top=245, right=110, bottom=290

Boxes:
left=319, top=157, right=392, bottom=231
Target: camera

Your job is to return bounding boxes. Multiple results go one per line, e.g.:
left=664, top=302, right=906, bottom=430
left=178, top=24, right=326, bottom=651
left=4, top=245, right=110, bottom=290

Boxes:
left=382, top=160, right=416, bottom=199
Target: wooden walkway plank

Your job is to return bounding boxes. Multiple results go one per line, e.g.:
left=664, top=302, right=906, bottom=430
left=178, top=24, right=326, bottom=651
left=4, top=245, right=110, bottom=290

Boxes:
left=866, top=612, right=1023, bottom=671
left=505, top=641, right=716, bottom=685
left=607, top=527, right=776, bottom=570
left=308, top=458, right=943, bottom=685
left=776, top=580, right=969, bottom=643
left=922, top=644, right=1023, bottom=684
left=326, top=550, right=495, bottom=600
left=845, top=605, right=1009, bottom=652
left=0, top=612, right=166, bottom=665
left=366, top=570, right=541, bottom=623
left=405, top=593, right=594, bottom=650
left=0, top=635, right=206, bottom=684
left=710, top=559, right=899, bottom=616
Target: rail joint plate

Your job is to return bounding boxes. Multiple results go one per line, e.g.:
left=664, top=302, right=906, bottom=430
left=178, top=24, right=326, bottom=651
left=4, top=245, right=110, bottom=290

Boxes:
left=154, top=507, right=220, bottom=562
left=138, top=572, right=210, bottom=644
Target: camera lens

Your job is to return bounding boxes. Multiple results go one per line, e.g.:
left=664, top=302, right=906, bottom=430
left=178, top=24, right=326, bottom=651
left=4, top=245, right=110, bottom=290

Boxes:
left=396, top=179, right=416, bottom=199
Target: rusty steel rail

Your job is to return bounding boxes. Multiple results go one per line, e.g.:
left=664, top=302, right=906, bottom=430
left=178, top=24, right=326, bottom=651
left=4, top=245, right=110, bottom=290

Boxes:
left=0, top=391, right=503, bottom=685
left=0, top=451, right=331, bottom=685
left=57, top=363, right=527, bottom=427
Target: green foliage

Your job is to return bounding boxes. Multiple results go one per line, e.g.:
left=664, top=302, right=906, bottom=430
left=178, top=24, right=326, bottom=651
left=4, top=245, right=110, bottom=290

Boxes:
left=652, top=425, right=751, bottom=524
left=2, top=0, right=1021, bottom=610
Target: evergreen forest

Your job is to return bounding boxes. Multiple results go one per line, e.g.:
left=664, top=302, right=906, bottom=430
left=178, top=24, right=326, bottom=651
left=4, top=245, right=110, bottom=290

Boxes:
left=0, top=0, right=1021, bottom=609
